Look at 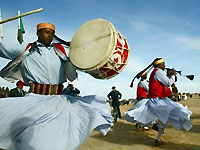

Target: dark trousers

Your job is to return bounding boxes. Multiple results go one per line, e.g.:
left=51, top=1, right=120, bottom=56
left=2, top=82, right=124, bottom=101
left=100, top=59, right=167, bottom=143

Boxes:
left=113, top=105, right=121, bottom=118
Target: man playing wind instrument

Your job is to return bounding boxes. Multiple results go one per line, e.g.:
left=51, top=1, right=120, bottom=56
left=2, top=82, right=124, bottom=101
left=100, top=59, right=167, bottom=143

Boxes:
left=125, top=58, right=192, bottom=146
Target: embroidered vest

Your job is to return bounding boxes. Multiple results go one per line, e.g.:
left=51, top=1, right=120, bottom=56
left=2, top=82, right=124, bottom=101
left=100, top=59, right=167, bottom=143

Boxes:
left=148, top=68, right=172, bottom=99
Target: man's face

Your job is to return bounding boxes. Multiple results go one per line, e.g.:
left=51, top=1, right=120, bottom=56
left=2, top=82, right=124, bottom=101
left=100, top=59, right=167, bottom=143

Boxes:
left=17, top=85, right=23, bottom=90
left=37, top=28, right=55, bottom=46
left=158, top=62, right=165, bottom=70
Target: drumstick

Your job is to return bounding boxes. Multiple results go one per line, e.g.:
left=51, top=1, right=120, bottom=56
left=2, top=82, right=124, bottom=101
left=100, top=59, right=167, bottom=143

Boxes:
left=0, top=8, right=43, bottom=24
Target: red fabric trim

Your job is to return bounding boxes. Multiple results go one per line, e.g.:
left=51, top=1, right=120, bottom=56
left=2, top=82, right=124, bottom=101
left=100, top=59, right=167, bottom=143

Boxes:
left=45, top=84, right=50, bottom=95
left=40, top=84, right=44, bottom=94
left=25, top=43, right=32, bottom=51
left=33, top=83, right=38, bottom=94
left=57, top=85, right=61, bottom=95
left=54, top=44, right=67, bottom=56
left=31, top=83, right=63, bottom=95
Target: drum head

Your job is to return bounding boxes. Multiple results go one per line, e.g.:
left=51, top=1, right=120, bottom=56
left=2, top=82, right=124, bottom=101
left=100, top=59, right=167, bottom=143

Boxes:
left=69, top=19, right=114, bottom=70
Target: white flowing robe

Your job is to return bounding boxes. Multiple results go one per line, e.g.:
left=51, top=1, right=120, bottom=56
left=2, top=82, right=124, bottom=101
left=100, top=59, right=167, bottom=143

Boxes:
left=0, top=41, right=113, bottom=150
left=125, top=68, right=192, bottom=131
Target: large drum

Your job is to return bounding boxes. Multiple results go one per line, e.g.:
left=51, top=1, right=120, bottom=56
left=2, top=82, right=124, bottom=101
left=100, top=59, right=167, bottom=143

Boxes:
left=69, top=19, right=130, bottom=79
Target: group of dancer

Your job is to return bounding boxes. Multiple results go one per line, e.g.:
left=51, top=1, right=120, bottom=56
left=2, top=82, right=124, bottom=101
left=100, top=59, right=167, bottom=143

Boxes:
left=0, top=22, right=192, bottom=149
left=125, top=58, right=192, bottom=146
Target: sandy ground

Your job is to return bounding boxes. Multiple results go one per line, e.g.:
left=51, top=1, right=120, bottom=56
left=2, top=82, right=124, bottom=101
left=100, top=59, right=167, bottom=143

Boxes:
left=78, top=98, right=200, bottom=150
left=0, top=98, right=199, bottom=150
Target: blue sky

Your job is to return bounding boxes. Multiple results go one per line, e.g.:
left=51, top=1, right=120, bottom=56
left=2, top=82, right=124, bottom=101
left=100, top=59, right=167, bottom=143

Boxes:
left=0, top=0, right=200, bottom=99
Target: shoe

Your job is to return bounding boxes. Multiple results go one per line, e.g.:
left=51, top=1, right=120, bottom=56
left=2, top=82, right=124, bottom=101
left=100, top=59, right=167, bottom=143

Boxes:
left=135, top=123, right=140, bottom=129
left=152, top=124, right=158, bottom=131
left=152, top=124, right=164, bottom=133
left=135, top=123, right=143, bottom=131
left=155, top=140, right=165, bottom=146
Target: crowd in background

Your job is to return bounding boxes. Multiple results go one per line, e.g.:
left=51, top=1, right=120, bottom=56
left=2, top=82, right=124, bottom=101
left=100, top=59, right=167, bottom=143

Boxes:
left=0, top=85, right=196, bottom=100
left=0, top=81, right=81, bottom=98
left=0, top=86, right=9, bottom=98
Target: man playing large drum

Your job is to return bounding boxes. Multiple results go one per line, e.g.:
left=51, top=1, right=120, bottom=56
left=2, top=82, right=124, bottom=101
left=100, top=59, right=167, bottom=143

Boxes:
left=0, top=22, right=113, bottom=150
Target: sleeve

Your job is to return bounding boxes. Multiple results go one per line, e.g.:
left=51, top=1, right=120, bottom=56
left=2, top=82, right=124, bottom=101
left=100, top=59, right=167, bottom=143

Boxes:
left=107, top=92, right=111, bottom=100
left=73, top=88, right=80, bottom=94
left=118, top=91, right=122, bottom=99
left=154, top=69, right=175, bottom=87
left=0, top=42, right=24, bottom=60
left=64, top=59, right=78, bottom=81
left=138, top=80, right=149, bottom=92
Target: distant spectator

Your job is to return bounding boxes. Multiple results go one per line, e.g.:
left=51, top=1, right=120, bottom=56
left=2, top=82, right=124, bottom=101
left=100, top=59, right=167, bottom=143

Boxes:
left=3, top=87, right=10, bottom=98
left=182, top=93, right=187, bottom=101
left=8, top=81, right=26, bottom=97
left=0, top=87, right=4, bottom=98
left=63, top=82, right=80, bottom=97
left=107, top=86, right=122, bottom=119
left=178, top=93, right=182, bottom=101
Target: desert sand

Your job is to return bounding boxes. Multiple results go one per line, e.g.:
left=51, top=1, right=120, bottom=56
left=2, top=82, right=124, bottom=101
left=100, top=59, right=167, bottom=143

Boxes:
left=78, top=98, right=200, bottom=150
left=0, top=98, right=199, bottom=150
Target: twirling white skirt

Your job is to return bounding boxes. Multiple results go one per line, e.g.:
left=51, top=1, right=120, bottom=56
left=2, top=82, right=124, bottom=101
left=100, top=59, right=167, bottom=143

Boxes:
left=125, top=97, right=192, bottom=131
left=0, top=93, right=113, bottom=150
